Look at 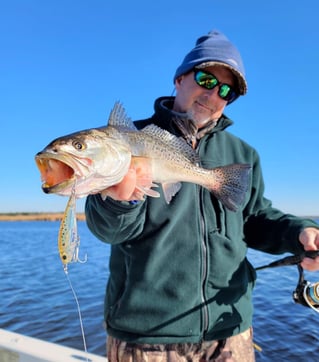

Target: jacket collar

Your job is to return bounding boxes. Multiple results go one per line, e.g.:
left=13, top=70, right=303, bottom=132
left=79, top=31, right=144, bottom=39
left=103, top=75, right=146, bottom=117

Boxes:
left=152, top=96, right=233, bottom=148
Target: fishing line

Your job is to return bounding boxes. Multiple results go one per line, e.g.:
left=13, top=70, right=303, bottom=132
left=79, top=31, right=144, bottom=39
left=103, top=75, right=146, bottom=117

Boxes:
left=64, top=269, right=89, bottom=362
left=58, top=181, right=89, bottom=362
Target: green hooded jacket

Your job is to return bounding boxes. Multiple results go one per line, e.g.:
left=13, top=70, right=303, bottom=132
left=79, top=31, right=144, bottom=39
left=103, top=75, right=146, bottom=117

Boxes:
left=85, top=97, right=318, bottom=343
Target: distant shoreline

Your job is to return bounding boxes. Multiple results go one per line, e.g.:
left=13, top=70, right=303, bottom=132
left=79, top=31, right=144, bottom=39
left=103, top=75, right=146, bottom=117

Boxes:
left=0, top=213, right=86, bottom=221
left=0, top=213, right=317, bottom=222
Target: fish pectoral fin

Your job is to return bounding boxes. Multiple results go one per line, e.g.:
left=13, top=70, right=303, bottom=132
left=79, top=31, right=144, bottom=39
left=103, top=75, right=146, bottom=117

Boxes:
left=162, top=182, right=182, bottom=204
left=100, top=190, right=109, bottom=200
left=135, top=184, right=161, bottom=198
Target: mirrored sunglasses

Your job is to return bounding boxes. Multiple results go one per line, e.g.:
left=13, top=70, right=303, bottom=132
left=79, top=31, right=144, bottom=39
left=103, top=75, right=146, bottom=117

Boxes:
left=193, top=70, right=237, bottom=103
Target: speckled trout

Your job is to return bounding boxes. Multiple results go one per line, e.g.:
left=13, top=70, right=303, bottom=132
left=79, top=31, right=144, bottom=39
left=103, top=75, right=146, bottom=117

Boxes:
left=35, top=102, right=251, bottom=211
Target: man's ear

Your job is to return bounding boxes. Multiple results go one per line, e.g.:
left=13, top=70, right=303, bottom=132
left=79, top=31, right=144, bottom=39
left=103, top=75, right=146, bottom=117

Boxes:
left=174, top=75, right=184, bottom=90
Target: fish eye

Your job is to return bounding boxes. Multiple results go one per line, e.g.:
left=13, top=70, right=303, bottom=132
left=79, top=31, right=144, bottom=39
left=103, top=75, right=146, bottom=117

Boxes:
left=72, top=140, right=85, bottom=150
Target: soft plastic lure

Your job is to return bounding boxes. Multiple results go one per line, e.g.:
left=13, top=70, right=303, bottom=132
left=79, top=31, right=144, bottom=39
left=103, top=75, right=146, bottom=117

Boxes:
left=58, top=183, right=87, bottom=273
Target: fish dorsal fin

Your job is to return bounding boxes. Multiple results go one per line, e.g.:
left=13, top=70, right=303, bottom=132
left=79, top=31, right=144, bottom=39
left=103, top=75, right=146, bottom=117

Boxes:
left=108, top=101, right=137, bottom=130
left=141, top=124, right=200, bottom=164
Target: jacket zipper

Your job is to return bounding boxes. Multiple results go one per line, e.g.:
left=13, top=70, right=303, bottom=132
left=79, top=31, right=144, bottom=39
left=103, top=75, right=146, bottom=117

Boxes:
left=199, top=186, right=209, bottom=335
left=197, top=140, right=209, bottom=336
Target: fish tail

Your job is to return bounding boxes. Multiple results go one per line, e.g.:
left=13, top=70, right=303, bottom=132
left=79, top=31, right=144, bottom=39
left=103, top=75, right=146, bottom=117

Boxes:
left=209, top=164, right=251, bottom=212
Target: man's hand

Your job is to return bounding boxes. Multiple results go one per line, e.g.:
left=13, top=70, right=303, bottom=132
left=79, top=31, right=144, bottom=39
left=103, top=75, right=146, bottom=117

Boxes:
left=100, top=157, right=159, bottom=202
left=102, top=168, right=141, bottom=201
left=299, top=227, right=319, bottom=271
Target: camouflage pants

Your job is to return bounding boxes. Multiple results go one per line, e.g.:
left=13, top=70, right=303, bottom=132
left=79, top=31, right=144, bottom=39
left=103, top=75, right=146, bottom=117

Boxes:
left=106, top=328, right=255, bottom=362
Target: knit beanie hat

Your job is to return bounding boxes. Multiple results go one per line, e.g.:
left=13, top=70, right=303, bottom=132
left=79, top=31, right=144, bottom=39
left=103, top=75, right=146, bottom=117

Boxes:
left=174, top=30, right=247, bottom=100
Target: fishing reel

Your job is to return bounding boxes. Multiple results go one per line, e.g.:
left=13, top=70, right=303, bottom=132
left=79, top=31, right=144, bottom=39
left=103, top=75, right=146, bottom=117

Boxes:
left=255, top=250, right=319, bottom=314
left=293, top=264, right=319, bottom=313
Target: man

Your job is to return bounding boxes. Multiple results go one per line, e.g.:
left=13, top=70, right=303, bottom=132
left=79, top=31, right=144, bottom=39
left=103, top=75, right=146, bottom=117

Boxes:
left=85, top=30, right=319, bottom=361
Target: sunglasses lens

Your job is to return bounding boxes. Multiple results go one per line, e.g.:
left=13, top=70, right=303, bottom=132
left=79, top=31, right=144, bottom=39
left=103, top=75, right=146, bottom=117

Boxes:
left=194, top=70, right=237, bottom=102
left=219, top=84, right=233, bottom=100
left=194, top=71, right=218, bottom=89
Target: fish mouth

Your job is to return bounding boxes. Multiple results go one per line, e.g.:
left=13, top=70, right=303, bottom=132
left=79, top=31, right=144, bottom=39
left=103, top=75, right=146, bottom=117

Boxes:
left=35, top=153, right=76, bottom=194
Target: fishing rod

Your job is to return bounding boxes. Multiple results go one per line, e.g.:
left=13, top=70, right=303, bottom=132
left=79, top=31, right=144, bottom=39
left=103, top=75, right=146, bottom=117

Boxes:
left=255, top=250, right=319, bottom=313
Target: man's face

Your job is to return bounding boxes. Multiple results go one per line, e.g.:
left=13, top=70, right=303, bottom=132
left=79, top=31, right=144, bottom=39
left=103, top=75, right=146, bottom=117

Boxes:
left=173, top=65, right=236, bottom=128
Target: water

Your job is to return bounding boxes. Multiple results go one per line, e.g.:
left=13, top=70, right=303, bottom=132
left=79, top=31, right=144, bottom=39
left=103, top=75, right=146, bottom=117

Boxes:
left=0, top=221, right=108, bottom=355
left=1, top=220, right=319, bottom=361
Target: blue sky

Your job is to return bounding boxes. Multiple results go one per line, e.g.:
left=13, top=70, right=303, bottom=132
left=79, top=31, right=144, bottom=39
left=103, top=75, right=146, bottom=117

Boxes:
left=1, top=1, right=319, bottom=215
